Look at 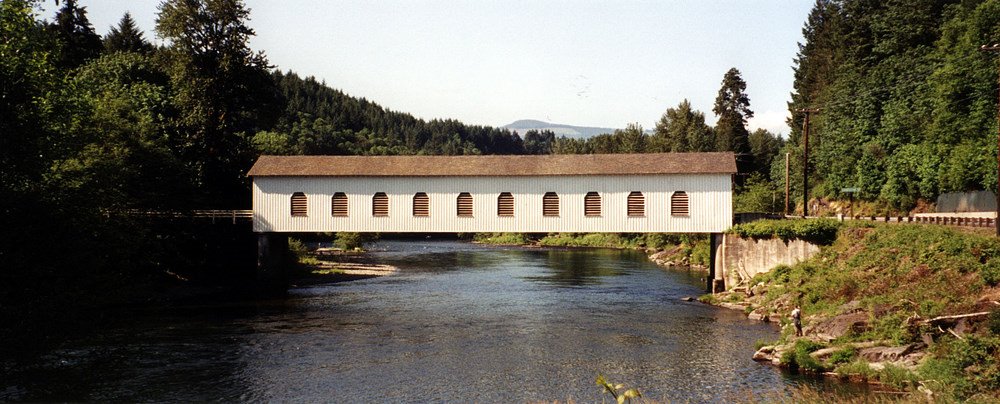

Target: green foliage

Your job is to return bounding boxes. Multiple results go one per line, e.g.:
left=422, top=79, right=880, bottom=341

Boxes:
left=688, top=240, right=710, bottom=267
left=535, top=233, right=689, bottom=252
left=919, top=336, right=1000, bottom=399
left=781, top=339, right=827, bottom=373
left=47, top=0, right=103, bottom=69
left=828, top=346, right=857, bottom=365
left=789, top=0, right=1000, bottom=207
left=473, top=233, right=530, bottom=245
left=272, top=72, right=525, bottom=157
left=747, top=128, right=784, bottom=177
left=989, top=311, right=1000, bottom=335
left=539, top=233, right=637, bottom=248
left=713, top=67, right=753, bottom=160
left=733, top=173, right=783, bottom=213
left=335, top=232, right=370, bottom=251
left=727, top=219, right=842, bottom=245
left=834, top=360, right=877, bottom=380
left=522, top=130, right=555, bottom=154
left=754, top=338, right=775, bottom=351
left=103, top=12, right=153, bottom=54
left=595, top=374, right=641, bottom=404
left=746, top=223, right=1000, bottom=397
left=157, top=0, right=283, bottom=206
left=878, top=364, right=920, bottom=389
left=652, top=99, right=715, bottom=152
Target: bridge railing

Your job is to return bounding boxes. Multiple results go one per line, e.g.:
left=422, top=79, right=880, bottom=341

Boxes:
left=121, top=209, right=253, bottom=224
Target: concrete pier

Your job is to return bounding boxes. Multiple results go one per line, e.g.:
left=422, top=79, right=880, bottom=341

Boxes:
left=257, top=233, right=290, bottom=294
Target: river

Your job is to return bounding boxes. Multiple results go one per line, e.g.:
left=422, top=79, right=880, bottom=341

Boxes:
left=2, top=240, right=814, bottom=402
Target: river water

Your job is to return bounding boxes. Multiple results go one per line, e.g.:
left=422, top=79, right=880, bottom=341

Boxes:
left=2, top=240, right=809, bottom=402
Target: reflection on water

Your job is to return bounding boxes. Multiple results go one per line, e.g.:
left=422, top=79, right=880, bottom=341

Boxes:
left=3, top=240, right=808, bottom=402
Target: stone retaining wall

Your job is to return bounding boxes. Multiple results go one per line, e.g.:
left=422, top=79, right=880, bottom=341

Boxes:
left=717, top=235, right=821, bottom=289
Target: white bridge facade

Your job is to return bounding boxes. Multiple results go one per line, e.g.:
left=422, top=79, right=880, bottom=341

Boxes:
left=248, top=153, right=736, bottom=234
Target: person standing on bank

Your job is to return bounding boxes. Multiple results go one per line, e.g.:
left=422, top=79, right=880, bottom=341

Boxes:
left=791, top=305, right=803, bottom=337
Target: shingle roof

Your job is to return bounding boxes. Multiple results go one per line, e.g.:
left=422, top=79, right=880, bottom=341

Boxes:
left=247, top=152, right=737, bottom=177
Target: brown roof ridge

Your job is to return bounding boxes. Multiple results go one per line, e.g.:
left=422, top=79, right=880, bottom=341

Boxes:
left=247, top=152, right=737, bottom=177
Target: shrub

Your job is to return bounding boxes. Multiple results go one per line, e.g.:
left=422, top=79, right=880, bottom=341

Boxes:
left=989, top=311, right=1000, bottom=335
left=335, top=232, right=371, bottom=250
left=879, top=363, right=919, bottom=389
left=828, top=346, right=857, bottom=365
left=781, top=339, right=827, bottom=373
left=727, top=219, right=842, bottom=245
left=983, top=258, right=1000, bottom=286
left=689, top=240, right=710, bottom=267
left=473, top=233, right=529, bottom=245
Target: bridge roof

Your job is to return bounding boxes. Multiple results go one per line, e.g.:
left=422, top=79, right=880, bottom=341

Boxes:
left=247, top=152, right=737, bottom=177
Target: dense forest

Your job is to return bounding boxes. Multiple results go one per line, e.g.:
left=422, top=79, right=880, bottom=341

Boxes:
left=784, top=0, right=1000, bottom=213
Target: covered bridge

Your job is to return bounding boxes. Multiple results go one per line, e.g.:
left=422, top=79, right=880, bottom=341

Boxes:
left=247, top=153, right=736, bottom=234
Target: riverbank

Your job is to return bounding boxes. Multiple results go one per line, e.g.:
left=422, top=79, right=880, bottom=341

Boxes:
left=290, top=247, right=398, bottom=285
left=473, top=232, right=710, bottom=269
left=703, top=220, right=1000, bottom=401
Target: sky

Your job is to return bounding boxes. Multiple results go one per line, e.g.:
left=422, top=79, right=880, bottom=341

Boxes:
left=39, top=1, right=816, bottom=136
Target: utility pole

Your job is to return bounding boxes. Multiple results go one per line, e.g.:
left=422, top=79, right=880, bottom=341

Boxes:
left=982, top=43, right=1000, bottom=237
left=796, top=108, right=820, bottom=217
left=784, top=152, right=790, bottom=216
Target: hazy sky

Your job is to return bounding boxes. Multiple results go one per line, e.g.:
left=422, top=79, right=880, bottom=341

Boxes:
left=40, top=1, right=816, bottom=135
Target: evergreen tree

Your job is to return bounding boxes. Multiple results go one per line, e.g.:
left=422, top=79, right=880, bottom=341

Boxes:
left=786, top=0, right=841, bottom=146
left=713, top=68, right=753, bottom=170
left=652, top=99, right=714, bottom=152
left=47, top=0, right=103, bottom=69
left=104, top=12, right=153, bottom=54
left=615, top=123, right=647, bottom=153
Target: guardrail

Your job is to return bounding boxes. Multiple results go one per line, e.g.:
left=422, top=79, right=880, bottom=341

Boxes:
left=854, top=215, right=995, bottom=228
left=772, top=214, right=996, bottom=228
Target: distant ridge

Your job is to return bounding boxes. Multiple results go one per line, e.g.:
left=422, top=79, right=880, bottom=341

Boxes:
left=502, top=119, right=616, bottom=139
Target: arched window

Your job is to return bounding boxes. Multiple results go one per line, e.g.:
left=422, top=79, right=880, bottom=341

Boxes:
left=372, top=192, right=389, bottom=217
left=291, top=192, right=307, bottom=217
left=543, top=192, right=559, bottom=217
left=413, top=192, right=429, bottom=217
left=497, top=192, right=514, bottom=216
left=457, top=192, right=473, bottom=217
left=627, top=191, right=644, bottom=217
left=671, top=191, right=689, bottom=216
left=584, top=192, right=601, bottom=217
left=331, top=192, right=348, bottom=217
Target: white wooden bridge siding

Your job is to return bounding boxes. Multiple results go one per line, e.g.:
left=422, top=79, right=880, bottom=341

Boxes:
left=252, top=174, right=731, bottom=233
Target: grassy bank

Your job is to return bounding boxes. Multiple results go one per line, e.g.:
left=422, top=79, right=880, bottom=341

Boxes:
left=710, top=220, right=1000, bottom=401
left=473, top=232, right=711, bottom=267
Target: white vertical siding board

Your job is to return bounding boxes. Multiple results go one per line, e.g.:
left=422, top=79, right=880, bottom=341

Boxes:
left=252, top=174, right=732, bottom=233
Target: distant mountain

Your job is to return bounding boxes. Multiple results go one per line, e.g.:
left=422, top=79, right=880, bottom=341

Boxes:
left=503, top=119, right=616, bottom=139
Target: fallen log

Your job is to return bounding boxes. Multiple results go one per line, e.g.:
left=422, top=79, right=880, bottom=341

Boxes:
left=919, top=311, right=991, bottom=325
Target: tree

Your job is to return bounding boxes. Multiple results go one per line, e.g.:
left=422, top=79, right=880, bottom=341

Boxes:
left=652, top=99, right=714, bottom=152
left=713, top=67, right=753, bottom=159
left=523, top=130, right=555, bottom=154
left=156, top=0, right=283, bottom=206
left=104, top=12, right=153, bottom=54
left=1, top=0, right=56, bottom=196
left=615, top=123, right=647, bottom=153
left=47, top=0, right=103, bottom=69
left=748, top=128, right=783, bottom=177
